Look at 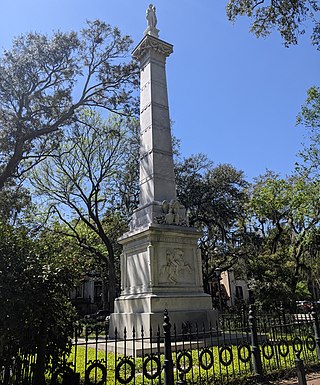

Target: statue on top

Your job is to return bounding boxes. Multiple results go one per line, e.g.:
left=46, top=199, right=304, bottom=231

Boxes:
left=146, top=4, right=157, bottom=28
left=145, top=4, right=159, bottom=37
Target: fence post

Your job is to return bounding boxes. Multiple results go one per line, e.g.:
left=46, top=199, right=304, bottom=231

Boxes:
left=279, top=301, right=286, bottom=325
left=248, top=304, right=263, bottom=377
left=241, top=304, right=247, bottom=328
left=312, top=307, right=320, bottom=361
left=295, top=353, right=307, bottom=385
left=163, top=309, right=174, bottom=385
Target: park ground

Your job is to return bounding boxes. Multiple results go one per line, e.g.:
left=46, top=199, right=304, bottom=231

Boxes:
left=277, top=372, right=320, bottom=384
left=255, top=371, right=320, bottom=385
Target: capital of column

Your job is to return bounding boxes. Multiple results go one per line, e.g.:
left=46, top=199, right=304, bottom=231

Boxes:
left=132, top=34, right=173, bottom=63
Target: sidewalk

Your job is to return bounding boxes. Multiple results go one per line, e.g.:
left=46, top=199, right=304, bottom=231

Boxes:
left=275, top=373, right=320, bottom=385
left=306, top=374, right=320, bottom=385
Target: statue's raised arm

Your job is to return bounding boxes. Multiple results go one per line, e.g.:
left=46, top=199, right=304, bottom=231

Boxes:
left=146, top=4, right=157, bottom=28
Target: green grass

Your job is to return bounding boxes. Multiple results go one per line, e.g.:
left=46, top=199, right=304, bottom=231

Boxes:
left=37, top=329, right=318, bottom=385
left=58, top=339, right=318, bottom=385
left=65, top=347, right=154, bottom=385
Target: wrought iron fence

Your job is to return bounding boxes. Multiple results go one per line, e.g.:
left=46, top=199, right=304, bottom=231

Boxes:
left=1, top=306, right=320, bottom=385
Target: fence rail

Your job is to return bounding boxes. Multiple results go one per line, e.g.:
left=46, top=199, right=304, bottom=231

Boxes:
left=1, top=306, right=320, bottom=385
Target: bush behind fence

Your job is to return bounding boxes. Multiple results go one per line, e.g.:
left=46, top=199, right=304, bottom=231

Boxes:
left=1, top=305, right=320, bottom=385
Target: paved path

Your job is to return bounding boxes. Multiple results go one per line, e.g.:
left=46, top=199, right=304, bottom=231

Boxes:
left=307, top=374, right=320, bottom=385
left=273, top=373, right=320, bottom=385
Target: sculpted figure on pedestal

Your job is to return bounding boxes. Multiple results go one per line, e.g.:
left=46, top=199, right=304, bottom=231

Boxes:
left=144, top=4, right=159, bottom=38
left=146, top=4, right=157, bottom=28
left=162, top=199, right=180, bottom=225
left=156, top=199, right=188, bottom=226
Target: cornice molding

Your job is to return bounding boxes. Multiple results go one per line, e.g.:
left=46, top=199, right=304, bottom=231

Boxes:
left=132, top=34, right=173, bottom=61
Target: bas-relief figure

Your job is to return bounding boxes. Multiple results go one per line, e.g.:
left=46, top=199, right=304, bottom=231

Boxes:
left=160, top=248, right=191, bottom=284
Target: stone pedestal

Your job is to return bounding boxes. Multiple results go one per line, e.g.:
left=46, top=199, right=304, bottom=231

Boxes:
left=109, top=224, right=217, bottom=337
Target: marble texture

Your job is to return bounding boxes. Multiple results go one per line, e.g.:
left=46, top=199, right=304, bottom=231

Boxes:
left=109, top=12, right=218, bottom=338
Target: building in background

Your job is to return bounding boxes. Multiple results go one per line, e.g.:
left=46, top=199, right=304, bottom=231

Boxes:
left=70, top=273, right=103, bottom=316
left=208, top=268, right=250, bottom=311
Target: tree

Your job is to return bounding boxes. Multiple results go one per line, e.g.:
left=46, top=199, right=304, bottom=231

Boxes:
left=31, top=113, right=140, bottom=311
left=175, top=155, right=249, bottom=294
left=299, top=86, right=320, bottom=129
left=0, top=179, right=30, bottom=224
left=0, top=223, right=84, bottom=385
left=225, top=2, right=320, bottom=306
left=297, top=86, right=320, bottom=175
left=243, top=170, right=320, bottom=309
left=226, top=0, right=320, bottom=48
left=0, top=20, right=138, bottom=190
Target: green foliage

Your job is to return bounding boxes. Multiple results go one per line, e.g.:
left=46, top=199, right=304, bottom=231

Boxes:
left=225, top=0, right=320, bottom=308
left=243, top=170, right=320, bottom=309
left=298, top=86, right=320, bottom=129
left=0, top=222, right=85, bottom=382
left=176, top=155, right=249, bottom=290
left=0, top=20, right=138, bottom=190
left=245, top=251, right=293, bottom=310
left=0, top=180, right=30, bottom=223
left=297, top=87, right=320, bottom=176
left=250, top=171, right=289, bottom=222
left=295, top=280, right=312, bottom=299
left=226, top=0, right=320, bottom=48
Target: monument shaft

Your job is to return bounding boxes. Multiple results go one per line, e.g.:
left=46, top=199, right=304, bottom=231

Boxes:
left=109, top=6, right=217, bottom=338
left=134, top=35, right=176, bottom=206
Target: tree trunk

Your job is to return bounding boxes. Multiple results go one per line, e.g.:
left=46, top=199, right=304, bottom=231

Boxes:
left=98, top=231, right=117, bottom=313
left=108, top=259, right=117, bottom=313
left=101, top=277, right=109, bottom=310
left=271, top=221, right=283, bottom=254
left=33, top=329, right=47, bottom=385
left=290, top=239, right=304, bottom=301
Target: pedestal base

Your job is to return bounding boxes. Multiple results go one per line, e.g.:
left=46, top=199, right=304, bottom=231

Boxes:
left=109, top=293, right=218, bottom=338
left=111, top=225, right=218, bottom=338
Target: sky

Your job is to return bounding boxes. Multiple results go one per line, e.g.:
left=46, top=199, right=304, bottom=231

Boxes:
left=0, top=0, right=319, bottom=181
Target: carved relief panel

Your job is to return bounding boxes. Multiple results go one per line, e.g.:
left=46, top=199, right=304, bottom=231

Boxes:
left=158, top=247, right=195, bottom=285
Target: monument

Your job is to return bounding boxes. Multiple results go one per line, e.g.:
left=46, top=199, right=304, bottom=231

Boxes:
left=109, top=4, right=218, bottom=337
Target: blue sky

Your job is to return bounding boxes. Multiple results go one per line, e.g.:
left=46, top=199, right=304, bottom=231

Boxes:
left=0, top=0, right=319, bottom=180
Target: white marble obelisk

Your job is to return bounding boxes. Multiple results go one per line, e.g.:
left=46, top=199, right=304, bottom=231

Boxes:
left=109, top=5, right=217, bottom=337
